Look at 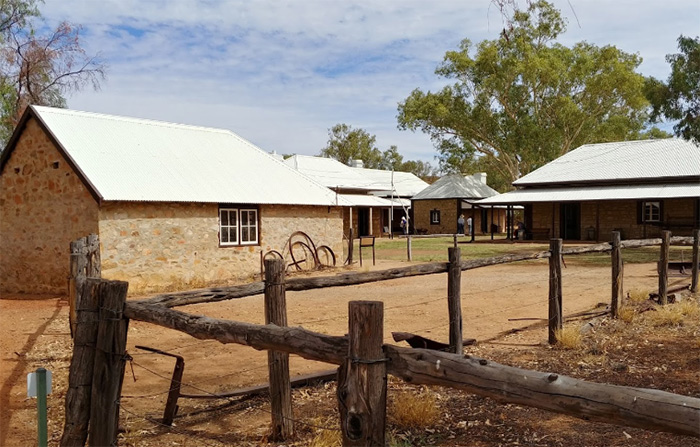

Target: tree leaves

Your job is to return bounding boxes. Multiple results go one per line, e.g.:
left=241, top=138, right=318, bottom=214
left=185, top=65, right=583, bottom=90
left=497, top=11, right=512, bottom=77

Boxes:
left=0, top=0, right=106, bottom=146
left=397, top=0, right=650, bottom=190
left=645, top=35, right=700, bottom=142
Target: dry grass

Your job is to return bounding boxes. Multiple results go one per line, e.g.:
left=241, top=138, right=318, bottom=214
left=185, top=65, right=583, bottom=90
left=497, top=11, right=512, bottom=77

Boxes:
left=627, top=288, right=651, bottom=303
left=618, top=306, right=637, bottom=323
left=643, top=299, right=700, bottom=327
left=554, top=325, right=583, bottom=350
left=389, top=388, right=440, bottom=430
left=308, top=418, right=342, bottom=447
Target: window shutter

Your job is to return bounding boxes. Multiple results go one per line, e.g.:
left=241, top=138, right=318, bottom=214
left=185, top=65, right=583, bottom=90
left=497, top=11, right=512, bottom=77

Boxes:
left=637, top=201, right=643, bottom=224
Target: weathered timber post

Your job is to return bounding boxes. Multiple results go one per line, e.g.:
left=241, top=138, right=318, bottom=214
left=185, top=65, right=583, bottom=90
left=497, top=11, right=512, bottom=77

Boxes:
left=68, top=238, right=88, bottom=338
left=453, top=234, right=458, bottom=248
left=60, top=279, right=100, bottom=447
left=338, top=301, right=387, bottom=446
left=548, top=239, right=563, bottom=345
left=264, top=258, right=293, bottom=440
left=88, top=280, right=129, bottom=447
left=406, top=235, right=412, bottom=261
left=691, top=229, right=699, bottom=293
left=162, top=355, right=185, bottom=426
left=86, top=234, right=101, bottom=277
left=659, top=231, right=671, bottom=305
left=447, top=247, right=463, bottom=354
left=68, top=235, right=101, bottom=338
left=611, top=231, right=623, bottom=319
left=348, top=228, right=354, bottom=265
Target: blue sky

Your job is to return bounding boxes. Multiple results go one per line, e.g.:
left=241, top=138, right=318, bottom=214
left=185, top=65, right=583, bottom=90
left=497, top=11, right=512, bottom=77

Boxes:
left=41, top=0, right=700, bottom=165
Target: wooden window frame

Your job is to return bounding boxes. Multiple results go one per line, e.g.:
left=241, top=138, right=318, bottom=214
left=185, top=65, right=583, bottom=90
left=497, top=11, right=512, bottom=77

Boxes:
left=219, top=206, right=259, bottom=246
left=642, top=201, right=661, bottom=223
left=430, top=209, right=441, bottom=225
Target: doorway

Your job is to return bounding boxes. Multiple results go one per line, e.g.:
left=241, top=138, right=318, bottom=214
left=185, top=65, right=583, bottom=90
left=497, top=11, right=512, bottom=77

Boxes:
left=358, top=207, right=370, bottom=236
left=560, top=202, right=581, bottom=240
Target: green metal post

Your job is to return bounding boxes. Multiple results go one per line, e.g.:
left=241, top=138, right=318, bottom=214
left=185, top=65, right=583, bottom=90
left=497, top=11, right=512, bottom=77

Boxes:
left=36, top=368, right=48, bottom=447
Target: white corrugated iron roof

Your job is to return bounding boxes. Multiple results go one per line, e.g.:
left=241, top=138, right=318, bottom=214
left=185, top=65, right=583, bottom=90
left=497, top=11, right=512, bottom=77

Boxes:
left=350, top=167, right=429, bottom=197
left=412, top=173, right=499, bottom=200
left=514, top=139, right=700, bottom=186
left=30, top=106, right=343, bottom=206
left=477, top=183, right=700, bottom=205
left=284, top=155, right=378, bottom=191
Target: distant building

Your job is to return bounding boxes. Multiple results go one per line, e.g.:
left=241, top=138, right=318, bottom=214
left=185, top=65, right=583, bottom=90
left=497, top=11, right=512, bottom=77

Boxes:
left=478, top=139, right=700, bottom=240
left=411, top=173, right=507, bottom=236
left=284, top=155, right=429, bottom=237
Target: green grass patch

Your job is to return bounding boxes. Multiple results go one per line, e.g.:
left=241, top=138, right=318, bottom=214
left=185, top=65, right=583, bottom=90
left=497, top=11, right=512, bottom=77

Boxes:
left=357, top=237, right=694, bottom=267
left=365, top=236, right=548, bottom=263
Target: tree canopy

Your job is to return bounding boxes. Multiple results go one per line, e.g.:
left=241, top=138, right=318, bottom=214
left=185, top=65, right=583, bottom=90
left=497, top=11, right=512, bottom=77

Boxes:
left=0, top=0, right=105, bottom=145
left=397, top=0, right=650, bottom=189
left=320, top=123, right=383, bottom=168
left=645, top=35, right=700, bottom=142
left=319, top=123, right=437, bottom=179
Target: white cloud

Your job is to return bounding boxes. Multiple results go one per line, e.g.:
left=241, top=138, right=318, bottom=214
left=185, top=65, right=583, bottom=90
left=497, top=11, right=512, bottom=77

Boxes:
left=39, top=0, right=700, bottom=165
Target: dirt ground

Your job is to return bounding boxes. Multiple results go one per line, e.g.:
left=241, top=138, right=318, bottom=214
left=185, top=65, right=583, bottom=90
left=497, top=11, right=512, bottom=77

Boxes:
left=0, top=258, right=697, bottom=446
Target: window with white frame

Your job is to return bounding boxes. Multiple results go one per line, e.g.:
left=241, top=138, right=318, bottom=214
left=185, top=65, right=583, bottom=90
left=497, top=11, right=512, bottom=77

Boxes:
left=219, top=207, right=258, bottom=246
left=430, top=209, right=440, bottom=225
left=643, top=201, right=661, bottom=223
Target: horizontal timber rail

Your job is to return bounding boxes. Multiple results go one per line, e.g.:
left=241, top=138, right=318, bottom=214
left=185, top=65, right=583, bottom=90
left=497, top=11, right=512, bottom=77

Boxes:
left=122, top=302, right=700, bottom=437
left=135, top=236, right=695, bottom=309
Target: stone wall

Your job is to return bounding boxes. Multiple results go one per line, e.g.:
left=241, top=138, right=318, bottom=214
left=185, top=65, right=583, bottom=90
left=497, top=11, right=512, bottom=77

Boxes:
left=98, top=202, right=343, bottom=295
left=529, top=199, right=698, bottom=241
left=0, top=118, right=99, bottom=295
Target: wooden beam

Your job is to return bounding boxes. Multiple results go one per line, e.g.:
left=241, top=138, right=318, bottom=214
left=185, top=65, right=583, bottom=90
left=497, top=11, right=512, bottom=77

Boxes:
left=264, top=259, right=293, bottom=440
left=611, top=231, right=623, bottom=319
left=60, top=279, right=100, bottom=447
left=88, top=280, right=129, bottom=447
left=659, top=231, right=671, bottom=305
left=384, top=346, right=700, bottom=437
left=338, top=301, right=386, bottom=446
left=132, top=237, right=697, bottom=309
left=691, top=229, right=699, bottom=293
left=548, top=239, right=563, bottom=344
left=122, top=302, right=700, bottom=437
left=447, top=247, right=462, bottom=354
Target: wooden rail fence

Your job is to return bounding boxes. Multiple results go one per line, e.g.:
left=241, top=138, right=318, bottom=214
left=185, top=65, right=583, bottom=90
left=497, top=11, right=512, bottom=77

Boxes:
left=60, top=232, right=700, bottom=446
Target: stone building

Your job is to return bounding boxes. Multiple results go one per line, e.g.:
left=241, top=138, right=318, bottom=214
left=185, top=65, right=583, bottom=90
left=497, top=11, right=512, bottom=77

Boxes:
left=478, top=139, right=700, bottom=241
left=0, top=106, right=344, bottom=296
left=284, top=155, right=428, bottom=237
left=411, top=173, right=507, bottom=237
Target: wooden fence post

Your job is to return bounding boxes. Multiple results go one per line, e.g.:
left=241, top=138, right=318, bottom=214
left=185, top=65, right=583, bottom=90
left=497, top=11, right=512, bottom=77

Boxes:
left=611, top=231, right=623, bottom=319
left=68, top=238, right=87, bottom=338
left=548, top=239, right=563, bottom=345
left=88, top=280, right=129, bottom=447
left=691, top=229, right=699, bottom=294
left=264, top=258, right=293, bottom=440
left=407, top=235, right=412, bottom=261
left=659, top=231, right=671, bottom=305
left=60, top=279, right=101, bottom=447
left=338, top=301, right=386, bottom=446
left=348, top=228, right=354, bottom=265
left=448, top=247, right=463, bottom=354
